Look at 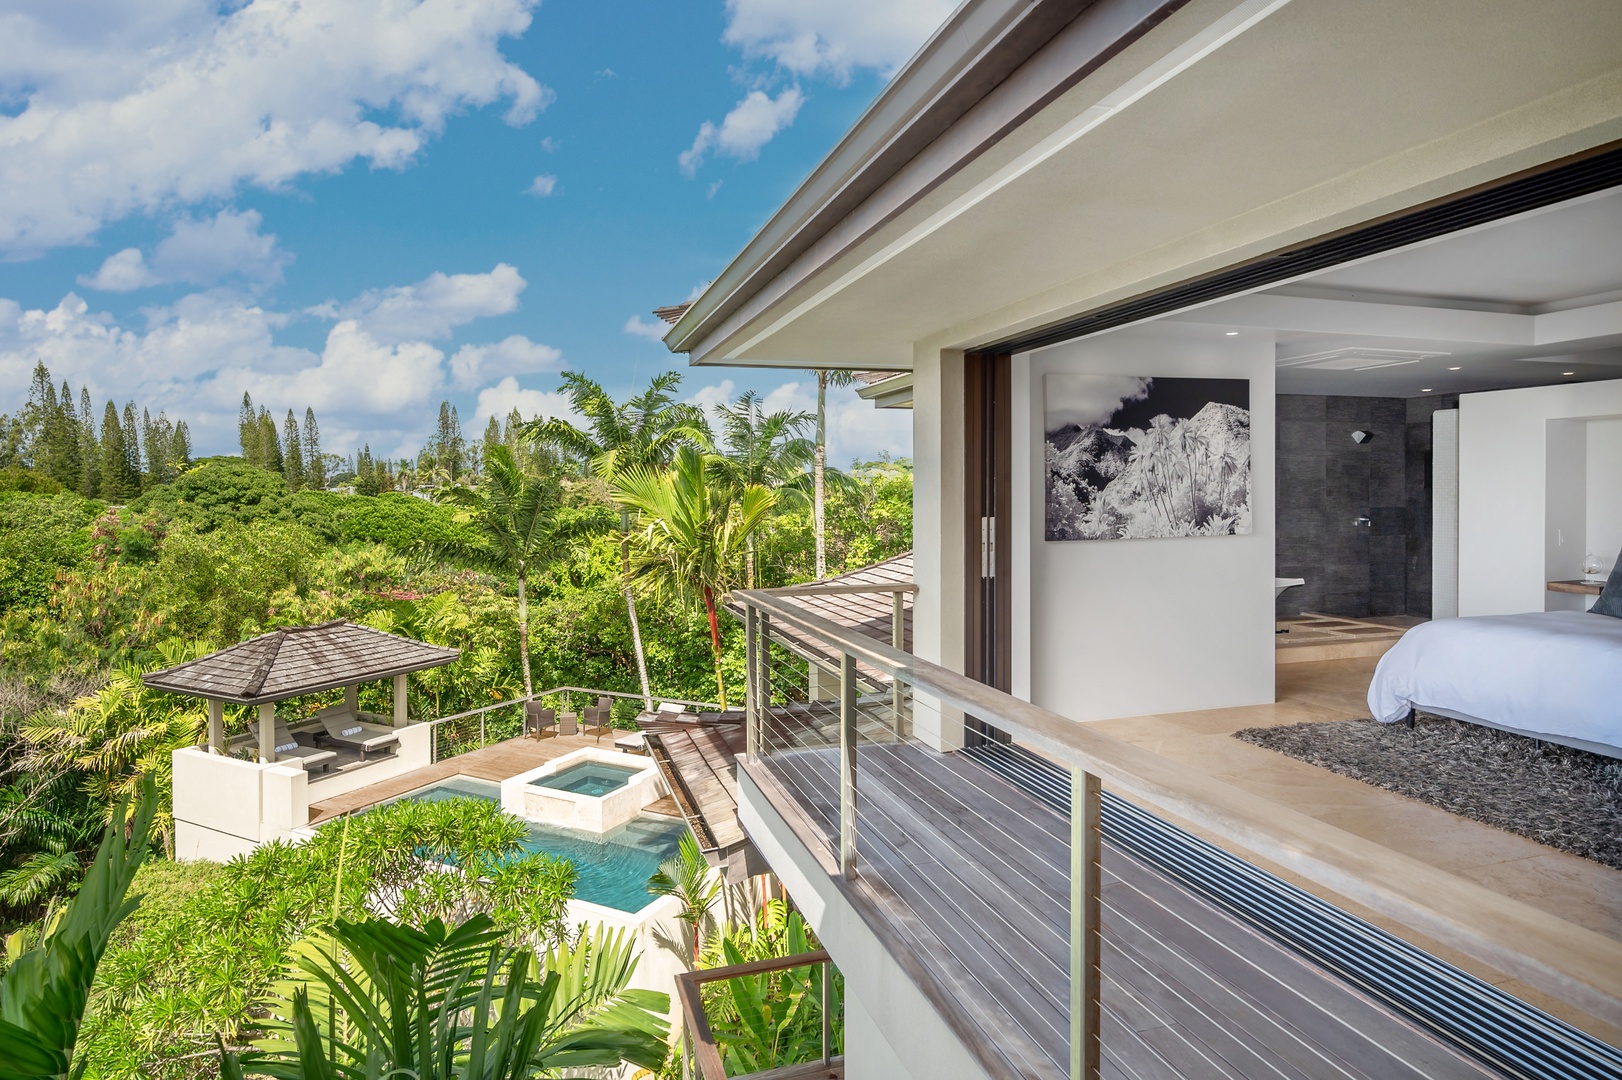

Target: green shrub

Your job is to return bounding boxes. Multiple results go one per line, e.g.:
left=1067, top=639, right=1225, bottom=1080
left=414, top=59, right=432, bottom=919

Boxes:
left=0, top=492, right=103, bottom=614
left=341, top=491, right=477, bottom=551
left=130, top=459, right=289, bottom=531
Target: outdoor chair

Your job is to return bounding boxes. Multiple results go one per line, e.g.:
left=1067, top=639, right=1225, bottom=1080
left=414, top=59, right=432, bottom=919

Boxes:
left=314, top=706, right=399, bottom=760
left=583, top=703, right=613, bottom=743
left=270, top=719, right=338, bottom=773
left=525, top=702, right=557, bottom=740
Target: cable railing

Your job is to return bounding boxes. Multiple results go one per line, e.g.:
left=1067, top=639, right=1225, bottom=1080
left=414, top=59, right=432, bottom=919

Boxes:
left=420, top=685, right=724, bottom=762
left=735, top=586, right=1622, bottom=1080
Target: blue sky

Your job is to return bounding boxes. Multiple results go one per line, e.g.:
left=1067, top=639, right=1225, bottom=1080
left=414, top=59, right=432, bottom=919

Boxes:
left=0, top=0, right=941, bottom=464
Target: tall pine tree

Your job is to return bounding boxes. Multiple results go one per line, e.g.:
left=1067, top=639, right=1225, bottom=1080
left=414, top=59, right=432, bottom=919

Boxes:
left=282, top=409, right=304, bottom=491
left=78, top=388, right=99, bottom=497
left=100, top=402, right=140, bottom=501
left=172, top=422, right=192, bottom=470
left=302, top=408, right=325, bottom=490
left=120, top=402, right=143, bottom=490
left=239, top=392, right=259, bottom=463
left=53, top=382, right=83, bottom=490
left=256, top=407, right=283, bottom=472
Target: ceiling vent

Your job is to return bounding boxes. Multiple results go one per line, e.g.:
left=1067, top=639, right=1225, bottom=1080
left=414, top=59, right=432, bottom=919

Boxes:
left=1276, top=347, right=1450, bottom=371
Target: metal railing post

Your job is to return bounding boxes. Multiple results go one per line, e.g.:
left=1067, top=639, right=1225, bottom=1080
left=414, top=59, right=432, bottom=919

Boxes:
left=479, top=712, right=486, bottom=748
left=839, top=650, right=858, bottom=879
left=890, top=588, right=905, bottom=735
left=757, top=612, right=772, bottom=750
left=821, top=957, right=832, bottom=1065
left=1071, top=769, right=1101, bottom=1080
left=745, top=603, right=759, bottom=757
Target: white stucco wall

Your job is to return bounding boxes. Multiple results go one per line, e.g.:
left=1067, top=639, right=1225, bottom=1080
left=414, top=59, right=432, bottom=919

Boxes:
left=1010, top=322, right=1277, bottom=722
left=1458, top=379, right=1622, bottom=616
left=1587, top=418, right=1622, bottom=576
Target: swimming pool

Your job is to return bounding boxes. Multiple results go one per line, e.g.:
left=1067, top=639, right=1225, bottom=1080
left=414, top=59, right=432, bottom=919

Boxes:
left=530, top=761, right=641, bottom=797
left=386, top=775, right=686, bottom=913
left=518, top=816, right=688, bottom=912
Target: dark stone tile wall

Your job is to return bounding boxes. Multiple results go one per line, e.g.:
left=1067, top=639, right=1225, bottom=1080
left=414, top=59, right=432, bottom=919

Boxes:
left=1404, top=394, right=1460, bottom=617
left=1276, top=395, right=1413, bottom=618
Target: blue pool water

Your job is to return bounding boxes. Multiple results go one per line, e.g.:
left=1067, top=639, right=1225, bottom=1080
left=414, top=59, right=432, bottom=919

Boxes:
left=531, top=761, right=641, bottom=797
left=388, top=775, right=686, bottom=913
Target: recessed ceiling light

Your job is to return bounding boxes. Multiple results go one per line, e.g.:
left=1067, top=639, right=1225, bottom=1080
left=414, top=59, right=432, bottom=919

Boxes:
left=1421, top=388, right=1432, bottom=392
left=1563, top=371, right=1576, bottom=376
left=1448, top=366, right=1460, bottom=371
left=1225, top=331, right=1238, bottom=336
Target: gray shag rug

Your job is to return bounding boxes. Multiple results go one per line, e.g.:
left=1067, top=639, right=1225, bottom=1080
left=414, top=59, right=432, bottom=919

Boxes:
left=1233, top=714, right=1622, bottom=870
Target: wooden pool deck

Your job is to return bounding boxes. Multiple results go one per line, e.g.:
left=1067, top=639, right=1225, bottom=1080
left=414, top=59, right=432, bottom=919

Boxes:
left=305, top=733, right=673, bottom=825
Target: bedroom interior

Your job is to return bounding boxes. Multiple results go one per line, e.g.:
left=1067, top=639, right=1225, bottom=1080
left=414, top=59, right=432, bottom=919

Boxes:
left=1015, top=179, right=1622, bottom=1037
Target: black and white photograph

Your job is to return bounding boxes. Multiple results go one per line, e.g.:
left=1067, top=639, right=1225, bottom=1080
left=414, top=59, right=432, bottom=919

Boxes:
left=1044, top=374, right=1251, bottom=541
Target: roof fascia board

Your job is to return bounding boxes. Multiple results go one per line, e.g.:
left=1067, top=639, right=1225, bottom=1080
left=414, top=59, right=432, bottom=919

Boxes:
left=158, top=655, right=463, bottom=707
left=711, top=0, right=1295, bottom=366
left=669, top=0, right=1172, bottom=359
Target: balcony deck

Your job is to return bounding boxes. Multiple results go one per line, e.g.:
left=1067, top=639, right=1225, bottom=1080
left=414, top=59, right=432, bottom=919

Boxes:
left=748, top=742, right=1498, bottom=1080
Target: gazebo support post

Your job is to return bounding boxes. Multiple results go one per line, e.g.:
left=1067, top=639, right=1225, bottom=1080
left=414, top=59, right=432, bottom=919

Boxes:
left=393, top=674, right=408, bottom=728
left=258, top=702, right=276, bottom=764
left=207, top=699, right=224, bottom=754
left=344, top=684, right=359, bottom=716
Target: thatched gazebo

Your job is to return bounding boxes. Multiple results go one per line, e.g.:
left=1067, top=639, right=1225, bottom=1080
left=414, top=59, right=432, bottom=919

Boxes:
left=143, top=620, right=460, bottom=763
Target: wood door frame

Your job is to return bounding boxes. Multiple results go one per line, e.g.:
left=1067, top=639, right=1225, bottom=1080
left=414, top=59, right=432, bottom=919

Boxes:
left=964, top=352, right=1013, bottom=741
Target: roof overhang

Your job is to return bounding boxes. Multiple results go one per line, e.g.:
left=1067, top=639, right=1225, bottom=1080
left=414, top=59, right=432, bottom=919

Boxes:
left=667, top=0, right=1622, bottom=370
left=856, top=372, right=915, bottom=409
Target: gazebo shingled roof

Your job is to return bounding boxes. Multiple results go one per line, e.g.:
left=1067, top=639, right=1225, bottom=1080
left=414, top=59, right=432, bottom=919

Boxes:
left=142, top=620, right=460, bottom=705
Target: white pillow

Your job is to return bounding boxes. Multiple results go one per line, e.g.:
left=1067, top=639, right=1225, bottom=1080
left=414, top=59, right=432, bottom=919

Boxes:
left=341, top=726, right=363, bottom=737
left=276, top=742, right=299, bottom=754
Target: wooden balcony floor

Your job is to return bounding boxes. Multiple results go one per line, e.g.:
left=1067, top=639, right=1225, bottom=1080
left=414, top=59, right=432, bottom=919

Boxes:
left=751, top=741, right=1498, bottom=1080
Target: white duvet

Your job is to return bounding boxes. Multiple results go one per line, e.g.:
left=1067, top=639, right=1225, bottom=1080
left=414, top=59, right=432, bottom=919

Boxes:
left=1368, top=611, right=1622, bottom=756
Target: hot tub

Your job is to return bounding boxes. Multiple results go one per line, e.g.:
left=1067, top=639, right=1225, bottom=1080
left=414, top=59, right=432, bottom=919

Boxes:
left=501, top=748, right=664, bottom=833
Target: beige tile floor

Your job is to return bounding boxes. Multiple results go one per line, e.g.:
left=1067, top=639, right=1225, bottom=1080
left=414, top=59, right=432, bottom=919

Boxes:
left=1090, top=655, right=1622, bottom=1043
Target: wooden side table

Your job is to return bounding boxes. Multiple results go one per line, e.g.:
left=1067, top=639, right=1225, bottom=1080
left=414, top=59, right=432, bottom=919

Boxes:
left=558, top=711, right=578, bottom=736
left=1547, top=580, right=1604, bottom=596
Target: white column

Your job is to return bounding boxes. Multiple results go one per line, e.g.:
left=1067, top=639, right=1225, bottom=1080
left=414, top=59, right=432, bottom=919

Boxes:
left=207, top=699, right=224, bottom=753
left=393, top=674, right=408, bottom=727
left=910, top=345, right=967, bottom=751
left=258, top=702, right=276, bottom=763
left=344, top=683, right=359, bottom=716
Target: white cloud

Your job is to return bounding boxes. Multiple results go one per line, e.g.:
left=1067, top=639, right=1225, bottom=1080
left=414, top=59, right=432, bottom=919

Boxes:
left=78, top=208, right=289, bottom=291
left=526, top=174, right=558, bottom=197
left=326, top=264, right=526, bottom=344
left=686, top=378, right=911, bottom=465
left=450, top=334, right=562, bottom=389
left=0, top=269, right=560, bottom=458
left=722, top=0, right=957, bottom=82
left=538, top=136, right=560, bottom=152
left=623, top=314, right=669, bottom=342
left=472, top=376, right=579, bottom=427
left=679, top=87, right=803, bottom=176
left=0, top=0, right=549, bottom=256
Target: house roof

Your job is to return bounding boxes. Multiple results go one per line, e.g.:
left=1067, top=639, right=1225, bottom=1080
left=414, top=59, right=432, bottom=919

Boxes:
left=653, top=302, right=692, bottom=325
left=727, top=553, right=913, bottom=681
left=141, top=620, right=461, bottom=705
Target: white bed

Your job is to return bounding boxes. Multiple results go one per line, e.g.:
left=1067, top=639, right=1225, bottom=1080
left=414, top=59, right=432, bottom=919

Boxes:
left=1367, top=610, right=1622, bottom=758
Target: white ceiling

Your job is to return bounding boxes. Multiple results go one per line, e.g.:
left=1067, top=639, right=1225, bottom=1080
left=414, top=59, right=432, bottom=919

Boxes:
left=1167, top=186, right=1622, bottom=398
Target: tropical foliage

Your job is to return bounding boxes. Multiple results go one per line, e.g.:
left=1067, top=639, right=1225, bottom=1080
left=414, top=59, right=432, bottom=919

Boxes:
left=229, top=914, right=668, bottom=1079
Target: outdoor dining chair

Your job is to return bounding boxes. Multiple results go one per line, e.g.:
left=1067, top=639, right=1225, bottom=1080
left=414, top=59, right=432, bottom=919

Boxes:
left=525, top=702, right=557, bottom=740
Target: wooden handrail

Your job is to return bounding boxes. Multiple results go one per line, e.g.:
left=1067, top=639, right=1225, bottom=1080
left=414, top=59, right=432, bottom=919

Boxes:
left=675, top=951, right=834, bottom=1080
left=762, top=582, right=918, bottom=598
left=735, top=589, right=1622, bottom=1030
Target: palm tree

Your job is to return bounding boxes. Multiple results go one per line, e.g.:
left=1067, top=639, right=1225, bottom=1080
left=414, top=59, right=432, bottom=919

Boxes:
left=706, top=390, right=814, bottom=588
left=647, top=831, right=722, bottom=961
left=523, top=372, right=710, bottom=710
left=612, top=446, right=776, bottom=710
left=20, top=648, right=208, bottom=857
left=434, top=444, right=612, bottom=699
left=226, top=915, right=668, bottom=1079
left=807, top=369, right=856, bottom=579
left=0, top=780, right=157, bottom=1080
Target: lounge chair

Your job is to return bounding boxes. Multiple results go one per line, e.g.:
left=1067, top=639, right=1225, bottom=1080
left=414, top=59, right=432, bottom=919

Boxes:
left=270, top=720, right=338, bottom=773
left=314, top=706, right=399, bottom=760
left=525, top=702, right=557, bottom=740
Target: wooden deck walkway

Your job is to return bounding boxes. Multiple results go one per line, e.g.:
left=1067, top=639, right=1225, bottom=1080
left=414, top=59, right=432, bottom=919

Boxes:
left=751, top=741, right=1497, bottom=1080
left=643, top=716, right=748, bottom=853
left=306, top=732, right=627, bottom=825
